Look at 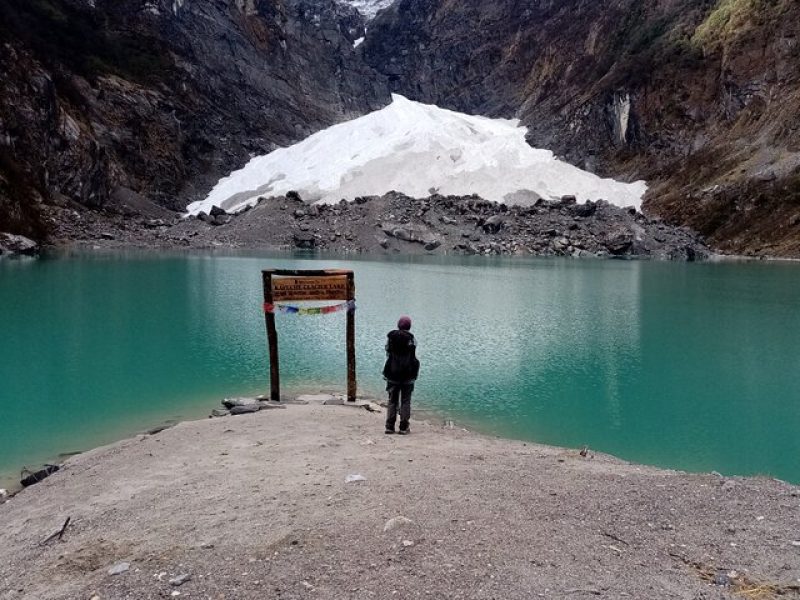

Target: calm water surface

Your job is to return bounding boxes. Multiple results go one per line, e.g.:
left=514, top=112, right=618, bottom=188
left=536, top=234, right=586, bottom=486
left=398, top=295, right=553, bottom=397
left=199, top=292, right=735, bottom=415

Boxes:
left=1, top=252, right=799, bottom=486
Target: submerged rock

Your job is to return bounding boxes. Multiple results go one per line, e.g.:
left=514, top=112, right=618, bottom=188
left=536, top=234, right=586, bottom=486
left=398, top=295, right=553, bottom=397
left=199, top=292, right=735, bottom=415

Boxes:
left=20, top=464, right=60, bottom=487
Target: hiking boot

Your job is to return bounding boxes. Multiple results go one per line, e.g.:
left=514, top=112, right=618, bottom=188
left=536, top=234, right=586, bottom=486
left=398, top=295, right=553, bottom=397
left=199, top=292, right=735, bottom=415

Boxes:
left=398, top=428, right=410, bottom=435
left=385, top=428, right=396, bottom=435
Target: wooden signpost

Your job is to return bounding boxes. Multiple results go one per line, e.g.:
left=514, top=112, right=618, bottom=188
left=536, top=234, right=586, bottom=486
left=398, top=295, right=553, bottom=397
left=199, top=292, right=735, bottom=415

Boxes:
left=262, top=269, right=357, bottom=402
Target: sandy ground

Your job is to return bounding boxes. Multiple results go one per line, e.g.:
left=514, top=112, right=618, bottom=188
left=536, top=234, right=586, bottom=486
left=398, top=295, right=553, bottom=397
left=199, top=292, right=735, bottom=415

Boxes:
left=1, top=402, right=799, bottom=600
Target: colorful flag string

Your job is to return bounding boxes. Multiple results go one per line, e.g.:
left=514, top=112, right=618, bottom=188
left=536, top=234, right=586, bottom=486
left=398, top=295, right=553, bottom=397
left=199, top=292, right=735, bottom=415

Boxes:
left=263, top=299, right=356, bottom=316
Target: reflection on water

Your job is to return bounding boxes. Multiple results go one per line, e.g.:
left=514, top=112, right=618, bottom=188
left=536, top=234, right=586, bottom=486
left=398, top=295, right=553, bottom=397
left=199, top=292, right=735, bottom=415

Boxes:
left=1, top=252, right=799, bottom=486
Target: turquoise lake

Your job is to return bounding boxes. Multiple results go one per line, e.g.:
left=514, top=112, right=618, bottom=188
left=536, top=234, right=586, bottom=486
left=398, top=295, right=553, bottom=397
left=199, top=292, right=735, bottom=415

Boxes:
left=1, top=252, right=799, bottom=487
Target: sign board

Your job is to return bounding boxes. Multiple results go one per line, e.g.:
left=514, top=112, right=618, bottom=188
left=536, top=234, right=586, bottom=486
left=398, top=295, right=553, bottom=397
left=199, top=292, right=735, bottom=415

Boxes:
left=262, top=269, right=356, bottom=402
left=272, top=275, right=348, bottom=302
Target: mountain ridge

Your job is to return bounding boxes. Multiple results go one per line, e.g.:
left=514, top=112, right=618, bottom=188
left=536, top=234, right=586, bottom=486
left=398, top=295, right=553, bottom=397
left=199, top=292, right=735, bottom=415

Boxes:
left=2, top=0, right=799, bottom=256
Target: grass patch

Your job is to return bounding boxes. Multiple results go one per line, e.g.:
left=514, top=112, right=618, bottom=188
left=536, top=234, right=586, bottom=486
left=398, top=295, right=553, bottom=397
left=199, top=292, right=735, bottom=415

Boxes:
left=692, top=0, right=780, bottom=48
left=670, top=552, right=800, bottom=600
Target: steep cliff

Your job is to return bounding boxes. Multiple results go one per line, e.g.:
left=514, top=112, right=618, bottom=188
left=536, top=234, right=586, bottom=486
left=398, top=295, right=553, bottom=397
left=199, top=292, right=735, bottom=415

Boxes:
left=0, top=0, right=389, bottom=240
left=362, top=0, right=800, bottom=256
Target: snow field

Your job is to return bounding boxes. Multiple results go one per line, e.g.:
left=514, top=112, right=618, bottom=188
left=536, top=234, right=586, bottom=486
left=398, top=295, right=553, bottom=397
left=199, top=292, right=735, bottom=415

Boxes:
left=186, top=95, right=646, bottom=216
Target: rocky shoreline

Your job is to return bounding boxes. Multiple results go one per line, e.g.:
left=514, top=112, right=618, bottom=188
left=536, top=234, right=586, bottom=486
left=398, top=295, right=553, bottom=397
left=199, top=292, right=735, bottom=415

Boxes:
left=46, top=191, right=712, bottom=260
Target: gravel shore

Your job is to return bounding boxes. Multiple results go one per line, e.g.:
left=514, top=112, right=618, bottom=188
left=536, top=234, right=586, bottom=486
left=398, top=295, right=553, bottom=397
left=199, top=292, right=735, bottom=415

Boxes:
left=49, top=191, right=711, bottom=261
left=1, top=402, right=799, bottom=600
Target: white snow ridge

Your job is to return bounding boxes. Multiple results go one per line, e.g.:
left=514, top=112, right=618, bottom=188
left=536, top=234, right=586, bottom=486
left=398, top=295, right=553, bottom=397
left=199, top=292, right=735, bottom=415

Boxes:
left=341, top=0, right=394, bottom=20
left=187, top=95, right=646, bottom=216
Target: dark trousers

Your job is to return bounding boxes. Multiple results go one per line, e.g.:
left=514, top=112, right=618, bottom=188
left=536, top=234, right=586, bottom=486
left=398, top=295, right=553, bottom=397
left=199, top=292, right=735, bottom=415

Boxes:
left=386, top=383, right=414, bottom=431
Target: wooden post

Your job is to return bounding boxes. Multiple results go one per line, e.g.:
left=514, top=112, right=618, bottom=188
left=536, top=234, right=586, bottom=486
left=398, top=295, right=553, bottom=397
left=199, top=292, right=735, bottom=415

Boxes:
left=262, top=268, right=355, bottom=403
left=262, top=270, right=280, bottom=401
left=346, top=271, right=357, bottom=402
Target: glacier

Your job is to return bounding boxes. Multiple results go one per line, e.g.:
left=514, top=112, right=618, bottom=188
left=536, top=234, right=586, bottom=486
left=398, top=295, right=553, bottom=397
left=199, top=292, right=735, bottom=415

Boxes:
left=340, top=0, right=394, bottom=19
left=187, top=95, right=646, bottom=216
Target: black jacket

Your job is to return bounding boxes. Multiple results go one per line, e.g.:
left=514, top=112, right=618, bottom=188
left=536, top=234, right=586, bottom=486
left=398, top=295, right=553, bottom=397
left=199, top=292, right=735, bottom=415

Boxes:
left=382, top=330, right=420, bottom=384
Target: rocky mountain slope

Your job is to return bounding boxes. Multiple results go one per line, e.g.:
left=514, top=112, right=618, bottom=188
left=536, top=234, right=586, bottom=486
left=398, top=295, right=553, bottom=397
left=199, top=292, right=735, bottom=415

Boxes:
left=0, top=0, right=389, bottom=241
left=362, top=0, right=800, bottom=256
left=3, top=0, right=799, bottom=257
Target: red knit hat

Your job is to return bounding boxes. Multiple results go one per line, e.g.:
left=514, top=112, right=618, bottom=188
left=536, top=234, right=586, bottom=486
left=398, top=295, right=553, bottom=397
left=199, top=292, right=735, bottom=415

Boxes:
left=397, top=316, right=412, bottom=331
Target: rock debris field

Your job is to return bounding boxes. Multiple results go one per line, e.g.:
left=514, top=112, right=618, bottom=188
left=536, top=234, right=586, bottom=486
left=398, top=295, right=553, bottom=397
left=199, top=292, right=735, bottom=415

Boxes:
left=1, top=399, right=799, bottom=599
left=60, top=192, right=711, bottom=261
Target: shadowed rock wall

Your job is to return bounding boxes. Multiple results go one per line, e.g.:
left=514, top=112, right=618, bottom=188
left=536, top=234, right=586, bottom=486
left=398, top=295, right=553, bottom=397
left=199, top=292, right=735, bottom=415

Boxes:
left=0, top=0, right=389, bottom=239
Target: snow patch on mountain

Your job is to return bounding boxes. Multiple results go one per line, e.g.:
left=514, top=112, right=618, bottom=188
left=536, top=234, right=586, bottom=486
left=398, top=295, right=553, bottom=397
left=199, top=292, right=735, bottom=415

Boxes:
left=340, top=0, right=394, bottom=19
left=187, top=95, right=646, bottom=216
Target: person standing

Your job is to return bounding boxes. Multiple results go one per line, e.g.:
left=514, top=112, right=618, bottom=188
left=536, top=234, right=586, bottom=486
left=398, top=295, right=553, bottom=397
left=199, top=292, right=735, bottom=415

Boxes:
left=383, top=316, right=420, bottom=435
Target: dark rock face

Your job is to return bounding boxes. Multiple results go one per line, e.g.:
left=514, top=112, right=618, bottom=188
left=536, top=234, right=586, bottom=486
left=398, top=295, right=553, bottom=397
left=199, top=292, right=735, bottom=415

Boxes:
left=0, top=0, right=390, bottom=239
left=362, top=0, right=800, bottom=256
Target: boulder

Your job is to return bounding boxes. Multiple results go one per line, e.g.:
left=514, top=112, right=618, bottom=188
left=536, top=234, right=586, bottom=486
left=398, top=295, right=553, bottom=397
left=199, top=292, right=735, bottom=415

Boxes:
left=108, top=562, right=130, bottom=576
left=604, top=231, right=634, bottom=256
left=383, top=516, right=415, bottom=532
left=293, top=233, right=317, bottom=249
left=552, top=237, right=570, bottom=252
left=0, top=233, right=39, bottom=256
left=222, top=397, right=260, bottom=409
left=209, top=205, right=227, bottom=217
left=392, top=227, right=416, bottom=242
left=424, top=240, right=442, bottom=251
left=482, top=215, right=505, bottom=233
left=169, top=574, right=192, bottom=586
left=230, top=404, right=261, bottom=415
left=572, top=202, right=597, bottom=218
